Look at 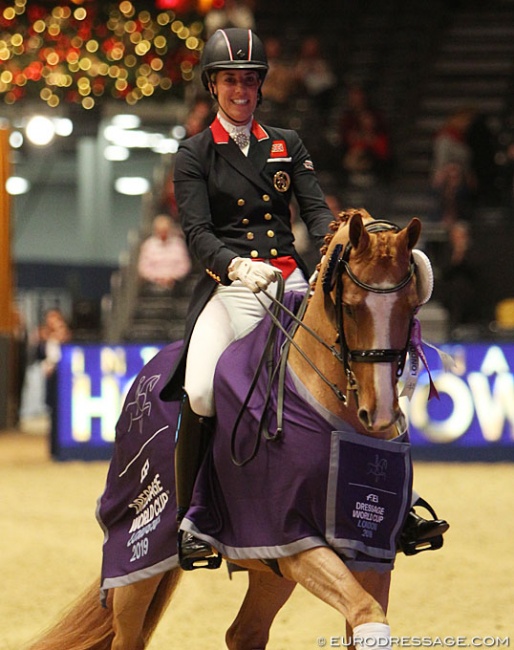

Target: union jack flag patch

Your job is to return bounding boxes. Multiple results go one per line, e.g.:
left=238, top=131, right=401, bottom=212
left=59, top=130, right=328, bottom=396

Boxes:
left=270, top=140, right=287, bottom=158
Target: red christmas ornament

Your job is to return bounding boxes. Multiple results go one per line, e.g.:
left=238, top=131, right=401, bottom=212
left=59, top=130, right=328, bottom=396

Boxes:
left=156, top=0, right=191, bottom=10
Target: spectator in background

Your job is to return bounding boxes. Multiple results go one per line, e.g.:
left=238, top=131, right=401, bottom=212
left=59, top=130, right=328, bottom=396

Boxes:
left=337, top=83, right=392, bottom=214
left=137, top=214, right=192, bottom=295
left=261, top=36, right=299, bottom=123
left=339, top=84, right=389, bottom=149
left=466, top=111, right=499, bottom=206
left=338, top=83, right=393, bottom=186
left=430, top=107, right=477, bottom=225
left=294, top=34, right=337, bottom=117
left=36, top=308, right=72, bottom=457
left=341, top=109, right=392, bottom=184
left=439, top=221, right=481, bottom=337
left=11, top=307, right=28, bottom=428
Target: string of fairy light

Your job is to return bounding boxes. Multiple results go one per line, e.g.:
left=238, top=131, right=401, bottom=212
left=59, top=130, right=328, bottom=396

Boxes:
left=0, top=0, right=206, bottom=108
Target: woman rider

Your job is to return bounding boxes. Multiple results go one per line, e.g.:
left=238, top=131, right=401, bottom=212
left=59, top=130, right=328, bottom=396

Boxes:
left=161, top=28, right=448, bottom=569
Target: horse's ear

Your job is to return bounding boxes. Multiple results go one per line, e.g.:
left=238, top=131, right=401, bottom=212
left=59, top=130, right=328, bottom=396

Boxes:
left=322, top=243, right=342, bottom=294
left=349, top=213, right=369, bottom=252
left=401, top=218, right=432, bottom=303
left=406, top=217, right=422, bottom=250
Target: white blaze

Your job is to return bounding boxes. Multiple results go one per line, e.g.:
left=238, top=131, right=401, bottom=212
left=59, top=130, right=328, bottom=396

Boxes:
left=364, top=292, right=397, bottom=425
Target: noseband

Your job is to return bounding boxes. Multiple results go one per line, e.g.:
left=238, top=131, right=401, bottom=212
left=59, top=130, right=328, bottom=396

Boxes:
left=328, top=220, right=416, bottom=400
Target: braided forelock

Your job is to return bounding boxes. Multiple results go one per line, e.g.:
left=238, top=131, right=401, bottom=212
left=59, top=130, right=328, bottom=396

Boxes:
left=311, top=208, right=371, bottom=295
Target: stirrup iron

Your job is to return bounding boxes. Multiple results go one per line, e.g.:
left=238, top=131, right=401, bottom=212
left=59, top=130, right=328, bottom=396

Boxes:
left=399, top=497, right=449, bottom=556
left=178, top=530, right=222, bottom=571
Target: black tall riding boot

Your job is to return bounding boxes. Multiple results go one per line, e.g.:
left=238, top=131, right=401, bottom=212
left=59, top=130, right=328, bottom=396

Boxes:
left=175, top=394, right=221, bottom=570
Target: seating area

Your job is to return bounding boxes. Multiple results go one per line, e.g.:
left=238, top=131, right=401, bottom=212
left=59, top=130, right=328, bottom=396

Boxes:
left=103, top=1, right=514, bottom=344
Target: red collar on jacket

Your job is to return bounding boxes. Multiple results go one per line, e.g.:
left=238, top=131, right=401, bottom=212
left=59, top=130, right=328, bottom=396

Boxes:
left=210, top=116, right=269, bottom=144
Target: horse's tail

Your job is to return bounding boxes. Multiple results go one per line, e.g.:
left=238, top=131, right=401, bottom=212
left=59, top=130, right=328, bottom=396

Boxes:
left=25, top=570, right=181, bottom=650
left=25, top=578, right=115, bottom=650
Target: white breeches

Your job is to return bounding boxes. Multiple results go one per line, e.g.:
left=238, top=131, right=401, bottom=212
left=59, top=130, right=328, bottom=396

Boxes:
left=184, top=267, right=308, bottom=417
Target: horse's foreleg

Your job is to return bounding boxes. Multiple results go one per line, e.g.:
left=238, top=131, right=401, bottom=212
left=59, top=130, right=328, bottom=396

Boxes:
left=225, top=569, right=296, bottom=650
left=111, top=574, right=164, bottom=650
left=279, top=547, right=388, bottom=630
left=351, top=569, right=391, bottom=615
left=345, top=569, right=391, bottom=648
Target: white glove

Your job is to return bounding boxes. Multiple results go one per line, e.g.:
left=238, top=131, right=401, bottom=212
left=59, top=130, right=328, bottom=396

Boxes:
left=228, top=257, right=279, bottom=293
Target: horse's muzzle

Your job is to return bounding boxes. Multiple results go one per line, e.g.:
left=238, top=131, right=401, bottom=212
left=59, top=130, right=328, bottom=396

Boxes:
left=357, top=405, right=402, bottom=433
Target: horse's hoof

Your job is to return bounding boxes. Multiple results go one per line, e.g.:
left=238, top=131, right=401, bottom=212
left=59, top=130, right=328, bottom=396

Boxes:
left=178, top=531, right=222, bottom=571
left=399, top=497, right=449, bottom=556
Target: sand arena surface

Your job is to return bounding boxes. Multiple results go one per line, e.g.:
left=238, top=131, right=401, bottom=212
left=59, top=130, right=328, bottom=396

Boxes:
left=1, top=430, right=513, bottom=649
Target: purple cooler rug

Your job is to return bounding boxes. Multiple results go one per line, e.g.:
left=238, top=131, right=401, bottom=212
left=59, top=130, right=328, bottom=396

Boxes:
left=97, top=292, right=412, bottom=598
left=96, top=342, right=182, bottom=600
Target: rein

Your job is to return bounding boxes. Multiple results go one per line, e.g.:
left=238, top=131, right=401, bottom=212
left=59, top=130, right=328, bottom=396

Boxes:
left=229, top=274, right=286, bottom=466
left=230, top=276, right=346, bottom=466
left=229, top=219, right=417, bottom=466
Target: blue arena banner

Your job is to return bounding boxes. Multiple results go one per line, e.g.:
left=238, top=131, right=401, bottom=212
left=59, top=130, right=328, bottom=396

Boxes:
left=55, top=342, right=514, bottom=461
left=401, top=342, right=514, bottom=461
left=56, top=344, right=164, bottom=460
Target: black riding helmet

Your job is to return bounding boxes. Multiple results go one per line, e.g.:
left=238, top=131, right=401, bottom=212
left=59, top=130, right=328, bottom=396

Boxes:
left=201, top=28, right=268, bottom=103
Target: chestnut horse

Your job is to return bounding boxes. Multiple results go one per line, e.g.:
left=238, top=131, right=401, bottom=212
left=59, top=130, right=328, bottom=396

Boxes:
left=28, top=209, right=431, bottom=650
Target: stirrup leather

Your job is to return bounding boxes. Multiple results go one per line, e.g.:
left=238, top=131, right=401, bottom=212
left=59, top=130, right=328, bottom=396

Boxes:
left=178, top=530, right=222, bottom=571
left=399, top=497, right=450, bottom=556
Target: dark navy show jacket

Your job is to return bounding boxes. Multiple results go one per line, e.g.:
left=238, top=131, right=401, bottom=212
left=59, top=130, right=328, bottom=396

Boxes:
left=161, top=116, right=333, bottom=400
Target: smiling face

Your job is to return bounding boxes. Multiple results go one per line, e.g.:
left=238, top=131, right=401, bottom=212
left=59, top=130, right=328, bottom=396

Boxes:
left=211, top=69, right=260, bottom=125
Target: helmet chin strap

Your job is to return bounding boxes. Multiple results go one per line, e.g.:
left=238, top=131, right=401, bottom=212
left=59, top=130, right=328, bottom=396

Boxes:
left=218, top=102, right=251, bottom=125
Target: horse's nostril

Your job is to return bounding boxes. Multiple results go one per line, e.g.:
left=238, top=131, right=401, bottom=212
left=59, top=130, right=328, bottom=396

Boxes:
left=358, top=408, right=371, bottom=427
left=359, top=406, right=402, bottom=432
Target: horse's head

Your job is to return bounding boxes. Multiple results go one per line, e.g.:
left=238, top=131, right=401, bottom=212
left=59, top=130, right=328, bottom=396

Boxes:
left=316, top=208, right=431, bottom=434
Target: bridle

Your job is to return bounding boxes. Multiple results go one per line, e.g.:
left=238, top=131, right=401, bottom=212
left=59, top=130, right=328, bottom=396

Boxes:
left=230, top=219, right=418, bottom=466
left=328, top=220, right=416, bottom=400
